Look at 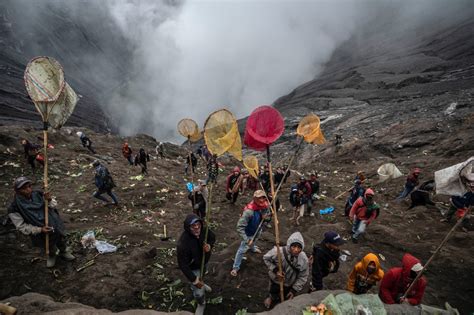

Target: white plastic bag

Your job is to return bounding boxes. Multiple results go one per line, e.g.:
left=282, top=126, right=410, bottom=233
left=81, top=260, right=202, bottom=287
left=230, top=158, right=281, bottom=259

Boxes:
left=81, top=231, right=96, bottom=249
left=95, top=240, right=117, bottom=254
left=377, top=163, right=403, bottom=182
left=435, top=157, right=474, bottom=196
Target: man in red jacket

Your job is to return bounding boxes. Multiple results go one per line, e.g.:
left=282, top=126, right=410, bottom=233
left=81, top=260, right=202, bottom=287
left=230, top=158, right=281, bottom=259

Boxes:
left=349, top=188, right=379, bottom=243
left=379, top=253, right=426, bottom=305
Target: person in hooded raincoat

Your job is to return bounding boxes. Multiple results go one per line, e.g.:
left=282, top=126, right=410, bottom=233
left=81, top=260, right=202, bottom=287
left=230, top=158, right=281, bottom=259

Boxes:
left=263, top=231, right=309, bottom=308
left=379, top=253, right=427, bottom=305
left=347, top=253, right=384, bottom=294
left=177, top=214, right=216, bottom=312
left=349, top=188, right=380, bottom=243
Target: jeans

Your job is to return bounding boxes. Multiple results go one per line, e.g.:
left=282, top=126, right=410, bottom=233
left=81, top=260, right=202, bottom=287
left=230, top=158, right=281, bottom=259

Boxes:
left=352, top=219, right=367, bottom=239
left=397, top=184, right=415, bottom=200
left=232, top=240, right=256, bottom=270
left=306, top=198, right=313, bottom=214
left=93, top=189, right=119, bottom=204
left=190, top=269, right=205, bottom=304
left=126, top=155, right=133, bottom=165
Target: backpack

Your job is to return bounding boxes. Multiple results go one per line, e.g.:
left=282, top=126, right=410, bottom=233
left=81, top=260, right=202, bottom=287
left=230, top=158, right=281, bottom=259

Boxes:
left=363, top=197, right=380, bottom=219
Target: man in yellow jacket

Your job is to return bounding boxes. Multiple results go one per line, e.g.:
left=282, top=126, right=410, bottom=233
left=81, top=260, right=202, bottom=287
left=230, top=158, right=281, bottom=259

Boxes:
left=347, top=253, right=384, bottom=294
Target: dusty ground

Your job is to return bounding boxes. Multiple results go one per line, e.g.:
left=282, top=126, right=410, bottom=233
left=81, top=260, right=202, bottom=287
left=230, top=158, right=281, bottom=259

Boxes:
left=0, top=121, right=473, bottom=314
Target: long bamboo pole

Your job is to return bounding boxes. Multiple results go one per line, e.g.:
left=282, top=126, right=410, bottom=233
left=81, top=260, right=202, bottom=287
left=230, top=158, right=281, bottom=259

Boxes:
left=402, top=209, right=469, bottom=299
left=266, top=145, right=285, bottom=302
left=187, top=136, right=196, bottom=210
left=43, top=123, right=49, bottom=256
left=200, top=182, right=213, bottom=279
left=273, top=137, right=304, bottom=200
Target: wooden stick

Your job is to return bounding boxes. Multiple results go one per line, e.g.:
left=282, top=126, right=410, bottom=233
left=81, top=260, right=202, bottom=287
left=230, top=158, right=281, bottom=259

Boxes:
left=187, top=136, right=196, bottom=210
left=266, top=145, right=285, bottom=303
left=43, top=125, right=49, bottom=256
left=402, top=209, right=469, bottom=299
left=273, top=137, right=304, bottom=201
left=200, top=182, right=213, bottom=279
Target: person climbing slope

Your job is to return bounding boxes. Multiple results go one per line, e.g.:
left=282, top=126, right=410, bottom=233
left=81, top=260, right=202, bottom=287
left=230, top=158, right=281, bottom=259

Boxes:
left=347, top=253, right=384, bottom=294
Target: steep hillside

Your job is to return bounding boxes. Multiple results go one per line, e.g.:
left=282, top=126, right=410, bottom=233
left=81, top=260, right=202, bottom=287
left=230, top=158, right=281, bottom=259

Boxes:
left=0, top=0, right=131, bottom=131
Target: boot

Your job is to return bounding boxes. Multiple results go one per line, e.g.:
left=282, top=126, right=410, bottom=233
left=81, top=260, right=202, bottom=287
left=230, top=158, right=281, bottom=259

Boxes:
left=59, top=249, right=76, bottom=261
left=195, top=302, right=205, bottom=315
left=47, top=255, right=57, bottom=268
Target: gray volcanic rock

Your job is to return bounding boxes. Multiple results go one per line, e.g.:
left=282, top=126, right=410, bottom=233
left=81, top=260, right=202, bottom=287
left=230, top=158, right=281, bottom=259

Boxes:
left=0, top=1, right=131, bottom=132
left=271, top=3, right=474, bottom=159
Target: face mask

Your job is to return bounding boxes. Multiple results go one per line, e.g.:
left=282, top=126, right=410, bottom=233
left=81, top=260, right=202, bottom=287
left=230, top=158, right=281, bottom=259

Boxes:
left=367, top=266, right=376, bottom=274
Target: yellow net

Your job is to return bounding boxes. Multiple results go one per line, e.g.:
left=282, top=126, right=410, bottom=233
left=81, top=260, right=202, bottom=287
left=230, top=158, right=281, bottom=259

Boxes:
left=177, top=118, right=200, bottom=140
left=297, top=113, right=326, bottom=144
left=189, top=129, right=203, bottom=142
left=243, top=155, right=259, bottom=179
left=204, top=109, right=242, bottom=161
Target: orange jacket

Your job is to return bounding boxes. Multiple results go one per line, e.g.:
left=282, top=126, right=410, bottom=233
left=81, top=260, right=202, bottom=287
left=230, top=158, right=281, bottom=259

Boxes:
left=347, top=253, right=384, bottom=293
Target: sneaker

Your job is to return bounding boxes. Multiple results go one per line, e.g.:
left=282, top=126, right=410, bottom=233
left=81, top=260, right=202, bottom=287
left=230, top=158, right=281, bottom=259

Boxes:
left=59, top=251, right=76, bottom=261
left=47, top=255, right=57, bottom=268
left=252, top=247, right=262, bottom=254
left=230, top=269, right=238, bottom=277
left=440, top=218, right=450, bottom=223
left=264, top=297, right=272, bottom=309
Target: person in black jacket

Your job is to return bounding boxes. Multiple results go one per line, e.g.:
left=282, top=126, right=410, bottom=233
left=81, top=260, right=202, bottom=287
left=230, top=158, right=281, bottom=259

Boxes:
left=259, top=167, right=271, bottom=193
left=189, top=180, right=208, bottom=218
left=310, top=231, right=344, bottom=291
left=77, top=131, right=96, bottom=154
left=135, top=148, right=150, bottom=175
left=308, top=173, right=320, bottom=215
left=177, top=214, right=216, bottom=308
left=274, top=167, right=285, bottom=187
left=185, top=152, right=198, bottom=175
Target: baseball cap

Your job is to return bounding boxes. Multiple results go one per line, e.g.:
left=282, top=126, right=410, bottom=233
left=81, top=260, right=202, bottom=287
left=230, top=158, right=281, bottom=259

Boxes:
left=323, top=231, right=344, bottom=245
left=190, top=217, right=201, bottom=225
left=253, top=190, right=266, bottom=198
left=14, top=177, right=32, bottom=190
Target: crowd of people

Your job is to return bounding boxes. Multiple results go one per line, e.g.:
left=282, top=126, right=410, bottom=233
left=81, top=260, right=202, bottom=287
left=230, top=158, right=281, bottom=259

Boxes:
left=9, top=133, right=472, bottom=314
